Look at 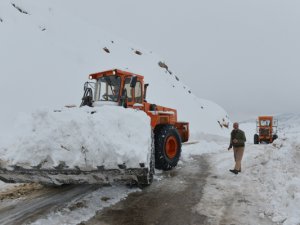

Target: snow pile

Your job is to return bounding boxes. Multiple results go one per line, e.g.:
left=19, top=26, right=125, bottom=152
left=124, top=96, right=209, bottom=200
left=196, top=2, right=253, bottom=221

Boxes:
left=0, top=0, right=230, bottom=138
left=0, top=106, right=151, bottom=169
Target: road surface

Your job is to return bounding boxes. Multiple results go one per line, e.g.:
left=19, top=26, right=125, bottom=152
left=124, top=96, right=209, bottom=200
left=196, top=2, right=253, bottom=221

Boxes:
left=85, top=155, right=210, bottom=225
left=0, top=155, right=211, bottom=225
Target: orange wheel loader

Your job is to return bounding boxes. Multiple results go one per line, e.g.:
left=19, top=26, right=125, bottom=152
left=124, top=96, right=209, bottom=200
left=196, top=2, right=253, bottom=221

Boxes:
left=83, top=69, right=189, bottom=170
left=0, top=69, right=189, bottom=187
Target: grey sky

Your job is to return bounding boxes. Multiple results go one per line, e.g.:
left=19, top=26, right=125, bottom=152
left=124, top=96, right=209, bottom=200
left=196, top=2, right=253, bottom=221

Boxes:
left=72, top=0, right=300, bottom=121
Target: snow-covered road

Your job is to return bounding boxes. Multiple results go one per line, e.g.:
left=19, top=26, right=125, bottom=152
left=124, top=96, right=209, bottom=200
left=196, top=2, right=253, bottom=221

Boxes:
left=84, top=132, right=300, bottom=225
left=196, top=142, right=300, bottom=225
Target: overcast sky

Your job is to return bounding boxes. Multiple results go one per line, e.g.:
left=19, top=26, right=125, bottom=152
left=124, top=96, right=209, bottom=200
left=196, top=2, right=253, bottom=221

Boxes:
left=70, top=0, right=300, bottom=121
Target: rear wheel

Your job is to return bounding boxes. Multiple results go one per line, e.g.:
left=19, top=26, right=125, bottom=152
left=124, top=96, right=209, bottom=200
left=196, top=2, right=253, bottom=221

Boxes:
left=254, top=134, right=259, bottom=144
left=154, top=125, right=182, bottom=171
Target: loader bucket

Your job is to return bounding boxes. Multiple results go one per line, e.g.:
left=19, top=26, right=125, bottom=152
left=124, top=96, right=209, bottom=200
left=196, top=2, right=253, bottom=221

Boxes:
left=0, top=97, right=154, bottom=188
left=0, top=164, right=153, bottom=187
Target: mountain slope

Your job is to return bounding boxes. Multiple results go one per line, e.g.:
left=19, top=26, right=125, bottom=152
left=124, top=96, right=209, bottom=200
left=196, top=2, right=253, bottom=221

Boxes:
left=0, top=0, right=230, bottom=137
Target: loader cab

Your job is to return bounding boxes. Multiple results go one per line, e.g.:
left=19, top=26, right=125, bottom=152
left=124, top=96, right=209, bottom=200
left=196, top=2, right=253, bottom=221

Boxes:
left=86, top=69, right=145, bottom=107
left=123, top=77, right=144, bottom=106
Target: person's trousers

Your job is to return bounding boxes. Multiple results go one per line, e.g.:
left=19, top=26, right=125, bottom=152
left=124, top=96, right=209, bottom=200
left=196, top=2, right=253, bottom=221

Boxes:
left=233, top=147, right=245, bottom=171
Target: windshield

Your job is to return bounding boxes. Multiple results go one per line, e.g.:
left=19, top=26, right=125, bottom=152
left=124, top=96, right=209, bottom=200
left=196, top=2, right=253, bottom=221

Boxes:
left=95, top=76, right=121, bottom=102
left=260, top=120, right=271, bottom=126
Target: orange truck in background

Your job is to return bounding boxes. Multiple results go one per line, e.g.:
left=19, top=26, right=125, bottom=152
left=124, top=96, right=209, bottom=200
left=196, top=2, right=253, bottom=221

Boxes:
left=254, top=116, right=278, bottom=144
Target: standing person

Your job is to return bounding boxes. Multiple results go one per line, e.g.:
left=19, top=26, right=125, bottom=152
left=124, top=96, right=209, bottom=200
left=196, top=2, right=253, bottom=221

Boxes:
left=228, top=122, right=246, bottom=174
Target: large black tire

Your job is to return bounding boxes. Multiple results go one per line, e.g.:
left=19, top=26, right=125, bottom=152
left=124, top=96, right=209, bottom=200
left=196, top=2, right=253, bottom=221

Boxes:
left=272, top=134, right=278, bottom=143
left=154, top=125, right=182, bottom=171
left=254, top=134, right=259, bottom=144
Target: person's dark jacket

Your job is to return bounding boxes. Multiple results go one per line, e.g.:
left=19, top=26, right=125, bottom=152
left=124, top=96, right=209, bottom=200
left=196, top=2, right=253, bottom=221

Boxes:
left=229, top=129, right=246, bottom=149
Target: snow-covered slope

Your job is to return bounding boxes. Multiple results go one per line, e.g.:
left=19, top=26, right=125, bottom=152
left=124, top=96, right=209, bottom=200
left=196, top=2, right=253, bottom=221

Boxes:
left=0, top=0, right=229, bottom=137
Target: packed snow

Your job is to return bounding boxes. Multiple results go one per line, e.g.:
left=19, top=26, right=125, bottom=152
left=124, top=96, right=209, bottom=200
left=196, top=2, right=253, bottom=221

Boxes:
left=0, top=106, right=151, bottom=170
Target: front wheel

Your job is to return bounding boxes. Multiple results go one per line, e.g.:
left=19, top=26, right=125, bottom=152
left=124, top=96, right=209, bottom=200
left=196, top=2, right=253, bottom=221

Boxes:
left=272, top=134, right=278, bottom=143
left=254, top=134, right=259, bottom=144
left=154, top=125, right=182, bottom=171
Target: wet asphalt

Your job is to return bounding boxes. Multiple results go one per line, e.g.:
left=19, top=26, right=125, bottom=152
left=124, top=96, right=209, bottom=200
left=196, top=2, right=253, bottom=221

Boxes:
left=85, top=155, right=210, bottom=225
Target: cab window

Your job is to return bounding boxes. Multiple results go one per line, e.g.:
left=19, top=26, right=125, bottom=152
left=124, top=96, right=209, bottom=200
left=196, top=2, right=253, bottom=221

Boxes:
left=260, top=120, right=271, bottom=126
left=98, top=76, right=120, bottom=102
left=124, top=78, right=133, bottom=102
left=135, top=81, right=142, bottom=103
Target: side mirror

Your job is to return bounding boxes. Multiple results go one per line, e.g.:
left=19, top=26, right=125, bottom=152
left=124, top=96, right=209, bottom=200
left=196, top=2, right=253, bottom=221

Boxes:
left=130, top=76, right=137, bottom=88
left=84, top=82, right=88, bottom=91
left=119, top=89, right=128, bottom=108
left=144, top=83, right=149, bottom=101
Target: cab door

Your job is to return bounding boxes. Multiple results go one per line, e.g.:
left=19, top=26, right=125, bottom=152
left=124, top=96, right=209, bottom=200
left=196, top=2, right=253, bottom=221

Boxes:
left=123, top=77, right=144, bottom=108
left=123, top=77, right=134, bottom=107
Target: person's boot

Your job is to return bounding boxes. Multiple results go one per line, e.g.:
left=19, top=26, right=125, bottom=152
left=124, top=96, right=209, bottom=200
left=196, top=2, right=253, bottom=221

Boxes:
left=229, top=169, right=239, bottom=174
left=238, top=169, right=241, bottom=173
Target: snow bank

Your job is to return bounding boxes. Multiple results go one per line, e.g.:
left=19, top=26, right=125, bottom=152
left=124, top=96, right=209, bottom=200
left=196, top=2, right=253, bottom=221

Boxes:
left=0, top=106, right=152, bottom=170
left=187, top=114, right=300, bottom=224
